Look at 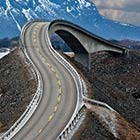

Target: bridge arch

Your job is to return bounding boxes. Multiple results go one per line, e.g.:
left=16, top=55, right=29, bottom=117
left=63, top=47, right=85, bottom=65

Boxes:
left=48, top=20, right=126, bottom=69
left=54, top=30, right=89, bottom=67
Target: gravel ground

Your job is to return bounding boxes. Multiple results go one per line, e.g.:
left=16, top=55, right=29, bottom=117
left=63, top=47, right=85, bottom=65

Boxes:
left=0, top=48, right=37, bottom=132
left=90, top=51, right=140, bottom=129
left=72, top=110, right=118, bottom=140
left=72, top=105, right=140, bottom=140
left=65, top=50, right=140, bottom=139
left=1, top=47, right=140, bottom=139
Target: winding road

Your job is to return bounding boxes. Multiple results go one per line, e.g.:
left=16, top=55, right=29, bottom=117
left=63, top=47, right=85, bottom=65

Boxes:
left=12, top=22, right=81, bottom=140
left=1, top=20, right=125, bottom=140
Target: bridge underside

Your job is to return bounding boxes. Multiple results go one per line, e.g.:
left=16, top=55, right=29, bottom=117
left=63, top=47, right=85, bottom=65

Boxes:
left=48, top=21, right=125, bottom=69
left=55, top=30, right=90, bottom=68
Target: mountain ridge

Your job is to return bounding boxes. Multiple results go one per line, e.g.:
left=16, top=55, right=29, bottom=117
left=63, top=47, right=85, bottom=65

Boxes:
left=110, top=39, right=140, bottom=50
left=0, top=0, right=140, bottom=41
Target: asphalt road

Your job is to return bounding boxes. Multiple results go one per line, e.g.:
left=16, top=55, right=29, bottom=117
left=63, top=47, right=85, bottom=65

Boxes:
left=12, top=22, right=78, bottom=140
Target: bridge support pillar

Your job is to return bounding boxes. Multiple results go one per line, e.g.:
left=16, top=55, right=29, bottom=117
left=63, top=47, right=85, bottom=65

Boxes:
left=61, top=133, right=65, bottom=140
left=75, top=117, right=78, bottom=123
left=88, top=53, right=91, bottom=70
left=73, top=119, right=76, bottom=126
left=74, top=53, right=89, bottom=69
left=77, top=113, right=80, bottom=119
left=64, top=131, right=67, bottom=138
left=68, top=127, right=71, bottom=133
left=70, top=124, right=74, bottom=130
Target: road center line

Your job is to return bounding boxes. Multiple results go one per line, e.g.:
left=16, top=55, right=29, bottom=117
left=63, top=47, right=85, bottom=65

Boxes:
left=32, top=25, right=63, bottom=125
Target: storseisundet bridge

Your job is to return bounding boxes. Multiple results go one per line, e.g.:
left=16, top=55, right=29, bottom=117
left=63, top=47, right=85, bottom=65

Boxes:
left=1, top=20, right=126, bottom=140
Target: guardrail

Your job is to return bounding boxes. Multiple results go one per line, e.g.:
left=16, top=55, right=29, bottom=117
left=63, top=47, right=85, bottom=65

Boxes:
left=0, top=20, right=87, bottom=140
left=83, top=96, right=116, bottom=112
left=0, top=19, right=118, bottom=140
left=36, top=20, right=118, bottom=140
left=0, top=22, right=43, bottom=140
left=45, top=24, right=85, bottom=140
left=57, top=105, right=86, bottom=140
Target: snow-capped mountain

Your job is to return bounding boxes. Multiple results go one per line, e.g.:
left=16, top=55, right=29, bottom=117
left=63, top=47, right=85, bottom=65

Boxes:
left=0, top=0, right=140, bottom=41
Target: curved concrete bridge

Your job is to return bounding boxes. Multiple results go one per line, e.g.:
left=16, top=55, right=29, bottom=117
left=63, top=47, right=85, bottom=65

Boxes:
left=49, top=20, right=125, bottom=69
left=1, top=20, right=126, bottom=140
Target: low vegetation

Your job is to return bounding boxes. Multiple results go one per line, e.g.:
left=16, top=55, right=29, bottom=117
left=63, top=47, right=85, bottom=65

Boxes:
left=64, top=50, right=140, bottom=140
left=0, top=48, right=37, bottom=132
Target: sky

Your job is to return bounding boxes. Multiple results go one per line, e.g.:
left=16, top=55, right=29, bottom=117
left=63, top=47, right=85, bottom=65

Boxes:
left=91, top=0, right=140, bottom=27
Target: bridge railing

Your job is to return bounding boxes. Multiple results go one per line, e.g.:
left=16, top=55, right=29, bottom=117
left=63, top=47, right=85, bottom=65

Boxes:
left=83, top=96, right=116, bottom=112
left=46, top=26, right=86, bottom=140
left=0, top=20, right=87, bottom=140
left=57, top=105, right=86, bottom=140
left=0, top=22, right=43, bottom=140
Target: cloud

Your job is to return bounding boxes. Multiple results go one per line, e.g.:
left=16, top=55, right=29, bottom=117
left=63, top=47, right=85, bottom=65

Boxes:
left=92, top=0, right=140, bottom=11
left=91, top=0, right=140, bottom=26
left=92, top=0, right=123, bottom=9
left=100, top=9, right=140, bottom=26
